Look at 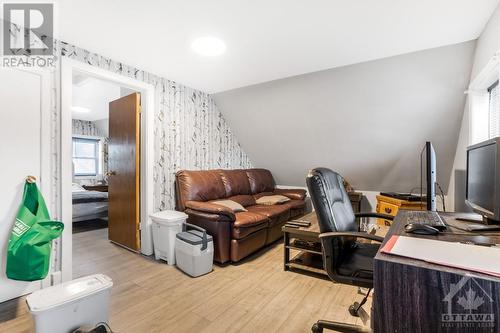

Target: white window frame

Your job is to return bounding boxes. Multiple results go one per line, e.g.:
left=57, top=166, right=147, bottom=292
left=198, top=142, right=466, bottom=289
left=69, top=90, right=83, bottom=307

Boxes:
left=468, top=52, right=500, bottom=145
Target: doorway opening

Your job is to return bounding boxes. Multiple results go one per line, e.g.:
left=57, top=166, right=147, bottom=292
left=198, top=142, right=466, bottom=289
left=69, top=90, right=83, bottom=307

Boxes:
left=61, top=58, right=155, bottom=282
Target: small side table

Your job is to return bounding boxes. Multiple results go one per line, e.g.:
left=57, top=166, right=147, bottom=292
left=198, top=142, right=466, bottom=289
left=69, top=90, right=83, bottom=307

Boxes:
left=283, top=212, right=326, bottom=276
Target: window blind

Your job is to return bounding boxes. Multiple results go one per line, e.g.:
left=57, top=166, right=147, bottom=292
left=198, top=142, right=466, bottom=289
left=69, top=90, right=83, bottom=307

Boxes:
left=72, top=137, right=100, bottom=176
left=489, top=81, right=499, bottom=139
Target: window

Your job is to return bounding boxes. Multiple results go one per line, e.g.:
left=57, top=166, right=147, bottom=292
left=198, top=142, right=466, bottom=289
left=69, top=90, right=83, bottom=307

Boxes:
left=489, top=80, right=499, bottom=139
left=72, top=137, right=99, bottom=176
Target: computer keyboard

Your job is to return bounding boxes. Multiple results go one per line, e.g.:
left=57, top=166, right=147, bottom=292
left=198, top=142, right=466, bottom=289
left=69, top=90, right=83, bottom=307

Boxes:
left=406, top=211, right=447, bottom=231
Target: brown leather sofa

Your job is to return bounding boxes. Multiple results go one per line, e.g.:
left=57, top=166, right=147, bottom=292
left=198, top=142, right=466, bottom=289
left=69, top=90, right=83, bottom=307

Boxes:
left=175, top=168, right=307, bottom=263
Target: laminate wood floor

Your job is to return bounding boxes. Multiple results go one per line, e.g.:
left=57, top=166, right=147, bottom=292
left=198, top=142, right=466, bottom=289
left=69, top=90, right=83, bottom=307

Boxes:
left=0, top=228, right=372, bottom=332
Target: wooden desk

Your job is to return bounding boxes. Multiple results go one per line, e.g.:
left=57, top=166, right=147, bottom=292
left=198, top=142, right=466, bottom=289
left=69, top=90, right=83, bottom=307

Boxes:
left=374, top=211, right=500, bottom=332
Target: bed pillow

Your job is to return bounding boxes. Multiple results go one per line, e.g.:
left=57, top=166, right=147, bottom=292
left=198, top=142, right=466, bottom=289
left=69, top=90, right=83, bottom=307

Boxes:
left=72, top=183, right=86, bottom=192
left=212, top=200, right=247, bottom=212
left=256, top=195, right=290, bottom=206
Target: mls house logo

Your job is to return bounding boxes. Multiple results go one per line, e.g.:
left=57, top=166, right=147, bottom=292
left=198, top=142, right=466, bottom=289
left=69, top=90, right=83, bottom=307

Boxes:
left=2, top=3, right=53, bottom=56
left=442, top=276, right=495, bottom=329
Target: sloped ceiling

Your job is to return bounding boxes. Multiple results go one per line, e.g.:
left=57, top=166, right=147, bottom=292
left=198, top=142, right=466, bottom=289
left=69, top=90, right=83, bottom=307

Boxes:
left=214, top=42, right=476, bottom=192
left=55, top=0, right=499, bottom=93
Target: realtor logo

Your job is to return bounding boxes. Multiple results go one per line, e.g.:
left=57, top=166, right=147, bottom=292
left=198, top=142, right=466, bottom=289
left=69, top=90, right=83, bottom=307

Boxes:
left=2, top=3, right=53, bottom=56
left=441, top=276, right=495, bottom=329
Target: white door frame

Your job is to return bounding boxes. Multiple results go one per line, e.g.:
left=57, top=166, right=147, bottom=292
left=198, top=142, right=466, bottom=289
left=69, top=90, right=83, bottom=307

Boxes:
left=60, top=57, right=155, bottom=282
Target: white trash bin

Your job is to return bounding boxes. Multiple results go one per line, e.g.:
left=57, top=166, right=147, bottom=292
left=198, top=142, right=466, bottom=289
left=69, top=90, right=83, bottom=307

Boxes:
left=175, top=224, right=214, bottom=277
left=150, top=210, right=188, bottom=265
left=26, top=274, right=113, bottom=333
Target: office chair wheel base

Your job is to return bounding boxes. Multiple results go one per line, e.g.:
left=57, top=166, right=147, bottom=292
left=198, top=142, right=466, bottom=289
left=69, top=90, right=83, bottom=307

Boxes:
left=311, top=323, right=323, bottom=333
left=349, top=303, right=361, bottom=317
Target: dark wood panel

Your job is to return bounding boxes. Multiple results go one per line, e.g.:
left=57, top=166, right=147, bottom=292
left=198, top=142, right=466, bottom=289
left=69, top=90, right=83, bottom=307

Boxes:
left=108, top=93, right=141, bottom=251
left=374, top=211, right=500, bottom=332
left=82, top=184, right=108, bottom=192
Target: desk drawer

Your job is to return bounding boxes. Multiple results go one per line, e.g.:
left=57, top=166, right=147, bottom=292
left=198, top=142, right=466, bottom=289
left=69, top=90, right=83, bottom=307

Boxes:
left=376, top=201, right=398, bottom=226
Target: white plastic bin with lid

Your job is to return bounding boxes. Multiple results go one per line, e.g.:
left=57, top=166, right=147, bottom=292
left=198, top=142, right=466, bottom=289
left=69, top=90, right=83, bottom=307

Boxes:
left=175, top=224, right=214, bottom=277
left=26, top=274, right=113, bottom=333
left=150, top=210, right=188, bottom=265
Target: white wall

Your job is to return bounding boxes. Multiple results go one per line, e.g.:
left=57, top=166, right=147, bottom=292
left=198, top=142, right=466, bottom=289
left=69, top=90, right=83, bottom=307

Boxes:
left=447, top=3, right=500, bottom=211
left=215, top=42, right=475, bottom=194
left=93, top=118, right=109, bottom=137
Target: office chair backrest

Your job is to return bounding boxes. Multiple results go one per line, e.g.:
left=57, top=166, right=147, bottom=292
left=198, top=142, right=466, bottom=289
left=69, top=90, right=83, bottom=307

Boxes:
left=306, top=168, right=357, bottom=233
left=307, top=168, right=357, bottom=274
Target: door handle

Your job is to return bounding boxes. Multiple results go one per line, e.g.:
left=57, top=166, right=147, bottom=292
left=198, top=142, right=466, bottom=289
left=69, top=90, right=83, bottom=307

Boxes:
left=105, top=171, right=116, bottom=177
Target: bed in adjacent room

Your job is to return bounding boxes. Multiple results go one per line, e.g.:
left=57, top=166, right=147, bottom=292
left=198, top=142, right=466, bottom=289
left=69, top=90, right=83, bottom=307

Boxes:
left=72, top=183, right=108, bottom=222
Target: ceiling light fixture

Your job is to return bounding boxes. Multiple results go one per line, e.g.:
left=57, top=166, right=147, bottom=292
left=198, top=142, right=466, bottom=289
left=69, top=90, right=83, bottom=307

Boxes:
left=71, top=106, right=91, bottom=113
left=191, top=36, right=226, bottom=56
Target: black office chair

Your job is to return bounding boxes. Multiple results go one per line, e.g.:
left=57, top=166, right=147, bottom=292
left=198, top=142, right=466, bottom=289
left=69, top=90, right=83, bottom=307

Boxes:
left=306, top=168, right=394, bottom=333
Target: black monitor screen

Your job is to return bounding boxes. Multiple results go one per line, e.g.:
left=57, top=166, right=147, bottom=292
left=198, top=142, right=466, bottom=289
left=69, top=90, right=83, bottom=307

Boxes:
left=467, top=143, right=496, bottom=214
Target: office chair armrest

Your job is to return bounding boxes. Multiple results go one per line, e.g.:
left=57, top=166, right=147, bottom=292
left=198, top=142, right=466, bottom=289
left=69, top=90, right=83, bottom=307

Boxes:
left=319, top=231, right=384, bottom=243
left=355, top=212, right=394, bottom=221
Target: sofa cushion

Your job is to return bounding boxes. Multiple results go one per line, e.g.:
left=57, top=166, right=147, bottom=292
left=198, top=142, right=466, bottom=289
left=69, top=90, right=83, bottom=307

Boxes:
left=246, top=169, right=275, bottom=194
left=219, top=169, right=252, bottom=196
left=232, top=211, right=269, bottom=239
left=227, top=195, right=256, bottom=207
left=175, top=170, right=226, bottom=211
left=185, top=200, right=235, bottom=221
left=246, top=204, right=290, bottom=227
left=255, top=195, right=290, bottom=206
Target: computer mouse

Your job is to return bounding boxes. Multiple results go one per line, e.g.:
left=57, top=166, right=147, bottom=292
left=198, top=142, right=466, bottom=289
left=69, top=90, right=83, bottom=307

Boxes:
left=404, top=223, right=440, bottom=235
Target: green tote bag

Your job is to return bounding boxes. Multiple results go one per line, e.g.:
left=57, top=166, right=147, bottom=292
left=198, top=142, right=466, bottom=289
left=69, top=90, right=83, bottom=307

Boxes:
left=6, top=180, right=64, bottom=281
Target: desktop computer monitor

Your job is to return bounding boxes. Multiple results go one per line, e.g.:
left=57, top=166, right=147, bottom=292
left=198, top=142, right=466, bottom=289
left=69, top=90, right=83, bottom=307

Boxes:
left=421, top=141, right=437, bottom=211
left=466, top=137, right=500, bottom=224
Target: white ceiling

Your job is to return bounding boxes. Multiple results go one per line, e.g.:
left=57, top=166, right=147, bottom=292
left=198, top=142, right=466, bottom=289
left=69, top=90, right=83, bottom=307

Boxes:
left=55, top=0, right=499, bottom=93
left=72, top=74, right=122, bottom=121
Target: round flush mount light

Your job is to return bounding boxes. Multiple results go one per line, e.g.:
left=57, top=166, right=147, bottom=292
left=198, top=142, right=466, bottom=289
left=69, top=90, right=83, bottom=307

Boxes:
left=191, top=36, right=226, bottom=56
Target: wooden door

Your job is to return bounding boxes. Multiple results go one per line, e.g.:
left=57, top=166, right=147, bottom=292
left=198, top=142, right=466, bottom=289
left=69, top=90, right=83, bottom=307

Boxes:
left=0, top=67, right=50, bottom=302
left=108, top=93, right=141, bottom=251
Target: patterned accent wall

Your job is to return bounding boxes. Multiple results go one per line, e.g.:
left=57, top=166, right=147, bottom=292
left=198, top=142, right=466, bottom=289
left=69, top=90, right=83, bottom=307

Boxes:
left=60, top=42, right=252, bottom=210
left=72, top=119, right=103, bottom=137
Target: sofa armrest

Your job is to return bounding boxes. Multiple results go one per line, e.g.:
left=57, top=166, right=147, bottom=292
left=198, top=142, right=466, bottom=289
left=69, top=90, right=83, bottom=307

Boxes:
left=274, top=188, right=307, bottom=200
left=184, top=209, right=233, bottom=263
left=185, top=200, right=236, bottom=221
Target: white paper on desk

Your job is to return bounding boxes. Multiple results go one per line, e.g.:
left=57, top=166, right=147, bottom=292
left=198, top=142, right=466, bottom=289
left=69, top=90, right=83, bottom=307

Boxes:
left=381, top=235, right=500, bottom=277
